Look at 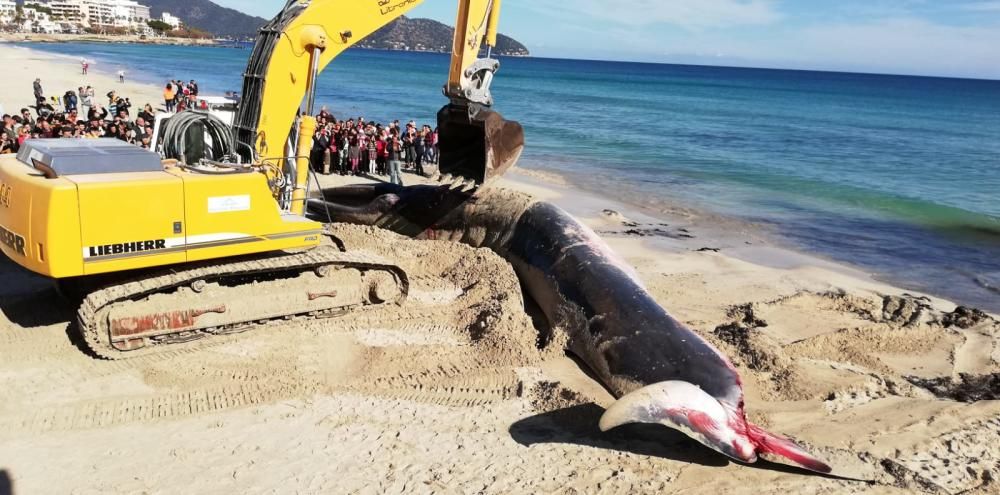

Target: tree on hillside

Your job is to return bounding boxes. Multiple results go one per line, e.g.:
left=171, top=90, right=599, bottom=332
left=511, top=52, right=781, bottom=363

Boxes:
left=170, top=27, right=211, bottom=39
left=147, top=19, right=172, bottom=33
left=23, top=4, right=52, bottom=15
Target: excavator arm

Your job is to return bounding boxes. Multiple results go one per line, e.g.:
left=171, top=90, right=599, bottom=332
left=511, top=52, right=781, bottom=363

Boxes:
left=439, top=0, right=524, bottom=186
left=232, top=0, right=524, bottom=208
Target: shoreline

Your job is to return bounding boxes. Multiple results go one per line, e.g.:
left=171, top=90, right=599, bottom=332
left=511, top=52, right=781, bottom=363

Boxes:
left=0, top=33, right=533, bottom=56
left=2, top=41, right=999, bottom=494
left=0, top=32, right=218, bottom=47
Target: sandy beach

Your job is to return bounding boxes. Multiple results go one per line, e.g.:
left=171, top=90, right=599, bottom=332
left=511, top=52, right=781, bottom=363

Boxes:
left=0, top=44, right=998, bottom=494
left=0, top=43, right=165, bottom=117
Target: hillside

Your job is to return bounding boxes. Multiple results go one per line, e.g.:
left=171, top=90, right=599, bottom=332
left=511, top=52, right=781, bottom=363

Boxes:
left=359, top=16, right=530, bottom=56
left=142, top=0, right=267, bottom=37
left=140, top=1, right=530, bottom=56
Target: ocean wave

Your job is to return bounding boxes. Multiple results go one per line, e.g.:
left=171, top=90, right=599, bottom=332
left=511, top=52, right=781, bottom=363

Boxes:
left=825, top=189, right=1000, bottom=241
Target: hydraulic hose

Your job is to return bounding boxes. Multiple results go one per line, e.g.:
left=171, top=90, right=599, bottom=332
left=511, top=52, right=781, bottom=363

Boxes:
left=233, top=0, right=308, bottom=163
left=160, top=110, right=235, bottom=164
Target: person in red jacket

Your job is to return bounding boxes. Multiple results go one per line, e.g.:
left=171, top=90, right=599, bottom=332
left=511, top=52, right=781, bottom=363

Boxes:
left=376, top=132, right=388, bottom=176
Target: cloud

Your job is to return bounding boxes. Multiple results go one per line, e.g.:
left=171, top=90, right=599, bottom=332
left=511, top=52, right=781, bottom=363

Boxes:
left=563, top=12, right=993, bottom=79
left=961, top=1, right=1000, bottom=11
left=562, top=0, right=782, bottom=29
left=652, top=17, right=1000, bottom=78
left=791, top=18, right=1000, bottom=77
left=502, top=0, right=1000, bottom=78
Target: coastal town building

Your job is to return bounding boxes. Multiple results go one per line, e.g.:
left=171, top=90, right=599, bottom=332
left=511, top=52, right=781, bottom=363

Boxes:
left=160, top=11, right=181, bottom=29
left=13, top=3, right=62, bottom=33
left=18, top=0, right=153, bottom=31
left=0, top=0, right=17, bottom=26
left=44, top=1, right=87, bottom=24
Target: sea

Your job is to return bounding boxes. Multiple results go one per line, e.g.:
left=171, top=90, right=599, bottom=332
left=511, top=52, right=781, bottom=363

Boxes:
left=17, top=42, right=1000, bottom=312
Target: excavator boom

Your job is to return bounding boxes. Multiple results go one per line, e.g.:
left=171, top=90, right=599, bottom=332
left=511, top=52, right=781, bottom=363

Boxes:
left=232, top=0, right=523, bottom=190
left=439, top=0, right=524, bottom=186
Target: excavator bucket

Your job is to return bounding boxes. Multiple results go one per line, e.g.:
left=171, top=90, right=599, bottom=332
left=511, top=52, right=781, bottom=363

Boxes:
left=436, top=104, right=524, bottom=186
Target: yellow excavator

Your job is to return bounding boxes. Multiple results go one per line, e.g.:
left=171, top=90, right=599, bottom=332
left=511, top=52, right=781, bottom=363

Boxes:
left=0, top=0, right=524, bottom=359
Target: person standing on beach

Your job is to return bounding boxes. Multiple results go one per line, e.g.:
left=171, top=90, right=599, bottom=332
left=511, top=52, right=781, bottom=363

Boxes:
left=387, top=130, right=404, bottom=186
left=163, top=84, right=175, bottom=112
left=67, top=90, right=80, bottom=113
left=310, top=126, right=331, bottom=173
left=79, top=86, right=93, bottom=117
left=33, top=78, right=44, bottom=106
left=366, top=130, right=378, bottom=174
left=348, top=130, right=361, bottom=175
left=338, top=127, right=350, bottom=175
left=173, top=81, right=183, bottom=110
left=329, top=124, right=340, bottom=174
left=81, top=59, right=89, bottom=75
left=376, top=130, right=388, bottom=175
left=422, top=125, right=434, bottom=164
left=401, top=125, right=413, bottom=170
left=118, top=70, right=126, bottom=83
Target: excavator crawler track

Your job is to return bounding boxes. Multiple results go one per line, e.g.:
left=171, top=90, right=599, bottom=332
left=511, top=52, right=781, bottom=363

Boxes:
left=78, top=246, right=409, bottom=360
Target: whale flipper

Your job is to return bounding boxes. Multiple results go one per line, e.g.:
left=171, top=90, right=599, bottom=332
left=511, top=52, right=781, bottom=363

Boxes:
left=600, top=381, right=831, bottom=474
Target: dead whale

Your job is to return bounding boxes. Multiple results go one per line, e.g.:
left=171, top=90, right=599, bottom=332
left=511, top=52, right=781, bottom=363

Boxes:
left=308, top=184, right=832, bottom=473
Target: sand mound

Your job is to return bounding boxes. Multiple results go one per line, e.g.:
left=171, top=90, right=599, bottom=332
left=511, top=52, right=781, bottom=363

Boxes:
left=528, top=380, right=589, bottom=412
left=700, top=288, right=1000, bottom=493
left=712, top=304, right=813, bottom=401
left=907, top=373, right=1000, bottom=402
left=940, top=306, right=995, bottom=330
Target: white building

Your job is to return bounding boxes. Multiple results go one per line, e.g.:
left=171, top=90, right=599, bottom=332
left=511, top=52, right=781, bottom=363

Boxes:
left=46, top=1, right=87, bottom=23
left=26, top=0, right=153, bottom=29
left=82, top=0, right=114, bottom=26
left=129, top=2, right=150, bottom=22
left=110, top=0, right=150, bottom=27
left=19, top=9, right=62, bottom=33
left=160, top=12, right=181, bottom=29
left=0, top=0, right=17, bottom=25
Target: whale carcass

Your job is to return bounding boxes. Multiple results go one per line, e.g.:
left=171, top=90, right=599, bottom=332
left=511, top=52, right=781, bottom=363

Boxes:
left=308, top=184, right=832, bottom=473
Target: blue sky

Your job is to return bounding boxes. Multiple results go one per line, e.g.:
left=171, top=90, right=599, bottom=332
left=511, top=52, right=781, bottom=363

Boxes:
left=215, top=0, right=1000, bottom=79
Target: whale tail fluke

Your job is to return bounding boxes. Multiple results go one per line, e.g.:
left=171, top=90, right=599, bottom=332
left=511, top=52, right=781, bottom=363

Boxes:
left=746, top=423, right=833, bottom=474
left=599, top=381, right=831, bottom=474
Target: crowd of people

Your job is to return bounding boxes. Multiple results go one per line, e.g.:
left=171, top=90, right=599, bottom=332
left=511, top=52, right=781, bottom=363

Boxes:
left=310, top=106, right=439, bottom=186
left=162, top=79, right=201, bottom=113
left=1, top=77, right=159, bottom=153
left=2, top=78, right=440, bottom=189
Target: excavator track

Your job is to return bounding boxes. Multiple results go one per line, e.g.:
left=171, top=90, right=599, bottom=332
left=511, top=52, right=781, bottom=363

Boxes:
left=78, top=246, right=408, bottom=360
